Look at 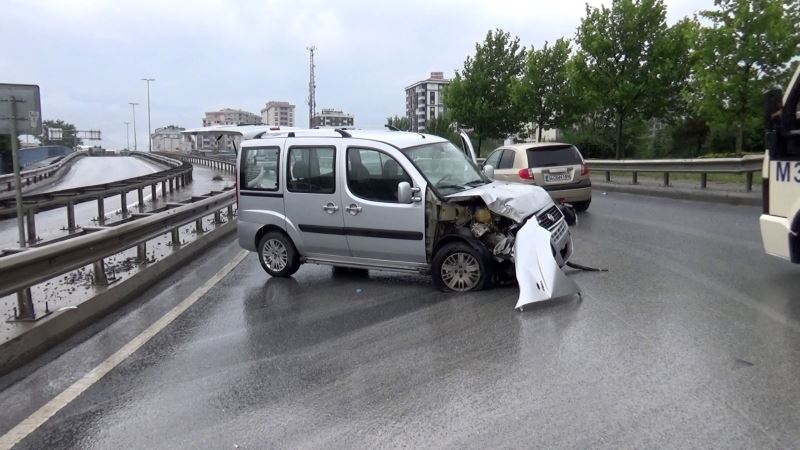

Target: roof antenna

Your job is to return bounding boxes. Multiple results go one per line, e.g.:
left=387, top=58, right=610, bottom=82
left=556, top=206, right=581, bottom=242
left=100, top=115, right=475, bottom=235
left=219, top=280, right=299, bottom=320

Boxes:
left=385, top=124, right=399, bottom=131
left=334, top=128, right=351, bottom=138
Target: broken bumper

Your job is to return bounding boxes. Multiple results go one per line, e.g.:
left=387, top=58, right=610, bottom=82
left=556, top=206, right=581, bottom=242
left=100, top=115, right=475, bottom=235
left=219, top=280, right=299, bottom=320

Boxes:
left=513, top=220, right=580, bottom=310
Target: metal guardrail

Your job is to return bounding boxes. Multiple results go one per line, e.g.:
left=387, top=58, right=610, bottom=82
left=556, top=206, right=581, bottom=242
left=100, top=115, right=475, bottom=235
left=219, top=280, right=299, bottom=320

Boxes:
left=155, top=152, right=237, bottom=174
left=586, top=155, right=764, bottom=191
left=0, top=151, right=87, bottom=193
left=0, top=152, right=193, bottom=245
left=0, top=188, right=236, bottom=320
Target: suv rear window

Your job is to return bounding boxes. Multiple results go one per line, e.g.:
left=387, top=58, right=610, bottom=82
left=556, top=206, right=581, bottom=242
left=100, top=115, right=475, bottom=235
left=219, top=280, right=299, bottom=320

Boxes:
left=526, top=145, right=582, bottom=168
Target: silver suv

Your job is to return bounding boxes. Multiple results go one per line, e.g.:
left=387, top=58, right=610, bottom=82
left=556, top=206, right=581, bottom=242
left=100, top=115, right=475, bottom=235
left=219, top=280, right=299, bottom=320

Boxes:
left=236, top=128, right=573, bottom=293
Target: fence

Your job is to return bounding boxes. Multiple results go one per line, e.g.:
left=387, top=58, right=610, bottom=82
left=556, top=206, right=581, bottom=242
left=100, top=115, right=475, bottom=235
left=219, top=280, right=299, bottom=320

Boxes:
left=586, top=155, right=764, bottom=191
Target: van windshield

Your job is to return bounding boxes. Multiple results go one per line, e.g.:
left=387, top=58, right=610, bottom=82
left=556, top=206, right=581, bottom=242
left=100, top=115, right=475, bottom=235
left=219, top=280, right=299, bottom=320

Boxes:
left=402, top=141, right=487, bottom=195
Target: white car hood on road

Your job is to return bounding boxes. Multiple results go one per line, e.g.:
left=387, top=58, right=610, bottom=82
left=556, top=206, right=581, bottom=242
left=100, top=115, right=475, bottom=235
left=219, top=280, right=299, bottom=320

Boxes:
left=446, top=181, right=553, bottom=223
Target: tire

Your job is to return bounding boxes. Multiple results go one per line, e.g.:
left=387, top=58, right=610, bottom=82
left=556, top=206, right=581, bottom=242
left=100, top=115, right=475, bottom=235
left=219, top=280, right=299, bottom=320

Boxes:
left=573, top=199, right=591, bottom=212
left=432, top=242, right=492, bottom=292
left=258, top=231, right=301, bottom=277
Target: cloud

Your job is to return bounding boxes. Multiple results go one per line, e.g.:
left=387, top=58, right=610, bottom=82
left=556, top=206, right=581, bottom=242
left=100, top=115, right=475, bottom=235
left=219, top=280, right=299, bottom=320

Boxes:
left=2, top=0, right=714, bottom=148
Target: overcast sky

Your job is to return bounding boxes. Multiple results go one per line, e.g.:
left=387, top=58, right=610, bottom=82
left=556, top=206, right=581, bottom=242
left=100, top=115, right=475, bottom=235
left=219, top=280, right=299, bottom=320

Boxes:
left=2, top=0, right=714, bottom=149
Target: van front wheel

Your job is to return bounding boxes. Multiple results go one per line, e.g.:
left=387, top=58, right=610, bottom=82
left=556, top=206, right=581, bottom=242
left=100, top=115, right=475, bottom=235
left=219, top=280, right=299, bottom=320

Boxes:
left=432, top=242, right=491, bottom=292
left=258, top=232, right=301, bottom=277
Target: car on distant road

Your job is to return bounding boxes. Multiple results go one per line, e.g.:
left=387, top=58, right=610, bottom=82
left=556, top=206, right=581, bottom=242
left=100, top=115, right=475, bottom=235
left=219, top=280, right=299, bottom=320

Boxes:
left=480, top=143, right=592, bottom=211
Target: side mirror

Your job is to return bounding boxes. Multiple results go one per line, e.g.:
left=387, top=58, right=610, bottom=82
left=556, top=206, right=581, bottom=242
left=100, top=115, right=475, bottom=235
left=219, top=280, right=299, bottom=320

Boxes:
left=482, top=164, right=495, bottom=179
left=397, top=181, right=413, bottom=204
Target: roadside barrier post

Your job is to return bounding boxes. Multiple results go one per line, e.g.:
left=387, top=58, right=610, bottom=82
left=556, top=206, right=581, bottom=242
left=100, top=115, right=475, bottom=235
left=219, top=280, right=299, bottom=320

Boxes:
left=93, top=259, right=109, bottom=285
left=25, top=209, right=36, bottom=245
left=97, top=196, right=105, bottom=225
left=120, top=191, right=128, bottom=219
left=66, top=201, right=76, bottom=232
left=15, top=288, right=35, bottom=321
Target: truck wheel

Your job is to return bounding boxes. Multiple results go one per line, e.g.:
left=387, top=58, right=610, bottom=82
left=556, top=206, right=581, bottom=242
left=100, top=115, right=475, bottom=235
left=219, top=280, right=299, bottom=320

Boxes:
left=258, top=231, right=301, bottom=277
left=432, top=242, right=492, bottom=292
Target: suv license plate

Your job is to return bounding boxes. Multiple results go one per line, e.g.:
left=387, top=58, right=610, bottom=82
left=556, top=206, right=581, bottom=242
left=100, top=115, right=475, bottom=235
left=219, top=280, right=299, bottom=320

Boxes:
left=545, top=174, right=570, bottom=183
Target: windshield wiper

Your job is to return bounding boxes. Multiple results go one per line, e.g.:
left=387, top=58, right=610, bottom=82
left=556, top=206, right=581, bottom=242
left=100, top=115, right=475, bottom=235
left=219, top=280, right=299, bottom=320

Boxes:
left=436, top=183, right=466, bottom=191
left=465, top=179, right=486, bottom=187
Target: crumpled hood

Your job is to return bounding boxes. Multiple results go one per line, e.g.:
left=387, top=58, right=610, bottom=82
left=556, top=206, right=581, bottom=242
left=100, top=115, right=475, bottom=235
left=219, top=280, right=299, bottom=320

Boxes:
left=446, top=181, right=554, bottom=223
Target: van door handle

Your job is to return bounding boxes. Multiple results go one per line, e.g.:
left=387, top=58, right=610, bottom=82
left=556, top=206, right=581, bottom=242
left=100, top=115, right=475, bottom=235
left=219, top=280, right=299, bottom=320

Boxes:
left=322, top=203, right=339, bottom=214
left=345, top=204, right=363, bottom=215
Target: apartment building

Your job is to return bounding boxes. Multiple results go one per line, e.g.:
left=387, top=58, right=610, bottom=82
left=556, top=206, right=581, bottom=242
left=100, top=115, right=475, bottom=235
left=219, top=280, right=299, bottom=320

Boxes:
left=261, top=101, right=296, bottom=127
left=405, top=72, right=450, bottom=132
left=311, top=108, right=354, bottom=128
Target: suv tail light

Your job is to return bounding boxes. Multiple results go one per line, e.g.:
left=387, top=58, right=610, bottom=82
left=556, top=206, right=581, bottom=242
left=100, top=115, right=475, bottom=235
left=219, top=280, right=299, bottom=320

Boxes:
left=581, top=162, right=590, bottom=176
left=518, top=168, right=535, bottom=180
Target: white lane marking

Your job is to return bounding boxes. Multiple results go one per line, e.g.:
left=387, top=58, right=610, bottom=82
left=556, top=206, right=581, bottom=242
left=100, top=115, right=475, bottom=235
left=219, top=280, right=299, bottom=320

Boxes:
left=0, top=250, right=250, bottom=449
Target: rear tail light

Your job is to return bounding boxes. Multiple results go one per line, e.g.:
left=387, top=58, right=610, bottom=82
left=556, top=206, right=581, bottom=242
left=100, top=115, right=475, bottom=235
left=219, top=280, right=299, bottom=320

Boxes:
left=518, top=168, right=535, bottom=180
left=581, top=162, right=590, bottom=176
left=234, top=178, right=239, bottom=206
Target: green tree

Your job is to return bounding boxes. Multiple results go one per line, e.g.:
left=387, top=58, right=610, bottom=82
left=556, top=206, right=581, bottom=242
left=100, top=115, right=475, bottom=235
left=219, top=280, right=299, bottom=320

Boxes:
left=444, top=29, right=527, bottom=154
left=512, top=38, right=577, bottom=142
left=693, top=0, right=800, bottom=152
left=573, top=0, right=693, bottom=158
left=37, top=119, right=83, bottom=148
left=424, top=113, right=461, bottom=146
left=386, top=115, right=411, bottom=131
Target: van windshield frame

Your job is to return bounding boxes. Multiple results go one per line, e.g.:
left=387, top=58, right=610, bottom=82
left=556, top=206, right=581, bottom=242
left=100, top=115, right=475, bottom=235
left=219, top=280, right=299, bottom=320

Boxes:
left=400, top=141, right=489, bottom=196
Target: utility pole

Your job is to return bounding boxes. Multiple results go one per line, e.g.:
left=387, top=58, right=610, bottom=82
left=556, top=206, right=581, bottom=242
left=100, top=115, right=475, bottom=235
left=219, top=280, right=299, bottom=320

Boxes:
left=307, top=45, right=316, bottom=128
left=141, top=78, right=155, bottom=151
left=129, top=102, right=139, bottom=150
left=124, top=121, right=130, bottom=150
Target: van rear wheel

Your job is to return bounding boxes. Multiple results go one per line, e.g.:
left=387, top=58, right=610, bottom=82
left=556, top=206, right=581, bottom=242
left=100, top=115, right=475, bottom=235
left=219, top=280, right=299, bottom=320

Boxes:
left=258, top=232, right=300, bottom=277
left=432, top=242, right=491, bottom=292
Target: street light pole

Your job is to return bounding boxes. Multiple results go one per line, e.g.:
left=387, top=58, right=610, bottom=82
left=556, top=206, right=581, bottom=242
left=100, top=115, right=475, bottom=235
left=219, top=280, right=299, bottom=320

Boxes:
left=141, top=78, right=155, bottom=152
left=124, top=121, right=130, bottom=151
left=129, top=102, right=139, bottom=150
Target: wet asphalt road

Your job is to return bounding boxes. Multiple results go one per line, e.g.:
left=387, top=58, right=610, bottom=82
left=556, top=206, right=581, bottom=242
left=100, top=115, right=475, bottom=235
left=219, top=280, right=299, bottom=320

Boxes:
left=2, top=192, right=800, bottom=449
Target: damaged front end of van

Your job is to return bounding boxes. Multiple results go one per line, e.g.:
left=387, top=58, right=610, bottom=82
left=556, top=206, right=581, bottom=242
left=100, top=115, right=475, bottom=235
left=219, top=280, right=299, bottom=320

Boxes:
left=428, top=181, right=581, bottom=310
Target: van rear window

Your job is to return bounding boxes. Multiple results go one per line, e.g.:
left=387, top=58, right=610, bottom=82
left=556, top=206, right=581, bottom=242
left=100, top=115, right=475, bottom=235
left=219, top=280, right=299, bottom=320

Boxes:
left=526, top=145, right=582, bottom=167
left=241, top=147, right=279, bottom=191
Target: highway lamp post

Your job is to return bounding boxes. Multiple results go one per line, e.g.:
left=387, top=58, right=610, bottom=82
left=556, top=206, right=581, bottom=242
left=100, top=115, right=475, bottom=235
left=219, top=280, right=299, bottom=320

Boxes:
left=129, top=102, right=139, bottom=151
left=141, top=78, right=155, bottom=152
left=124, top=121, right=130, bottom=151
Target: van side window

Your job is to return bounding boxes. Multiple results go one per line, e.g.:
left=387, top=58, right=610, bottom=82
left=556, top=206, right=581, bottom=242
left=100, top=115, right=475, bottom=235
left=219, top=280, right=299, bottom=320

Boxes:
left=287, top=147, right=336, bottom=193
left=347, top=147, right=411, bottom=203
left=241, top=147, right=279, bottom=191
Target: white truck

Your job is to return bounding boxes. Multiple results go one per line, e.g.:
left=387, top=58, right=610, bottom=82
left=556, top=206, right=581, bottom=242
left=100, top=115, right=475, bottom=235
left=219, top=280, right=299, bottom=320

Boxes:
left=761, top=64, right=800, bottom=263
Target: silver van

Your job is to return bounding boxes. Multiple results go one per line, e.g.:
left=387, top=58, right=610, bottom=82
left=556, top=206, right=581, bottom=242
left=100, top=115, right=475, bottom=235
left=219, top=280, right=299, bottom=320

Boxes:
left=236, top=129, right=573, bottom=294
